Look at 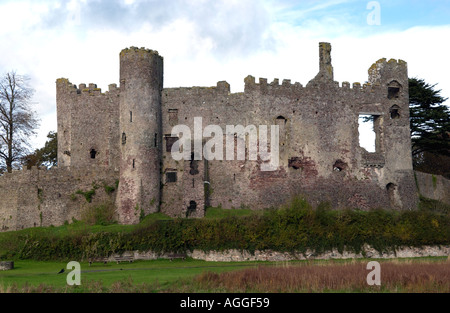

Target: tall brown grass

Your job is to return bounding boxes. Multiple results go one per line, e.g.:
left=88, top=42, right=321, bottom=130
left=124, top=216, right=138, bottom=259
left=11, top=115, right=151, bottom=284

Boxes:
left=191, top=259, right=450, bottom=293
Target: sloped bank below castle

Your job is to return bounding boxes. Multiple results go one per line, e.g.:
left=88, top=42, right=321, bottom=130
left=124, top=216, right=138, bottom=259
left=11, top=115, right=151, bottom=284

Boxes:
left=1, top=194, right=448, bottom=262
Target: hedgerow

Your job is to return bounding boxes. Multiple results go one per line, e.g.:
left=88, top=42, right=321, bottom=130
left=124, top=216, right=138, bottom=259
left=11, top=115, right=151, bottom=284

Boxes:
left=1, top=197, right=449, bottom=261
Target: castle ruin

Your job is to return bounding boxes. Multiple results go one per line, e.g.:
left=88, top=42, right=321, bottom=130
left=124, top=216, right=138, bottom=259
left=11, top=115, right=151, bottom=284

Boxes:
left=0, top=42, right=419, bottom=231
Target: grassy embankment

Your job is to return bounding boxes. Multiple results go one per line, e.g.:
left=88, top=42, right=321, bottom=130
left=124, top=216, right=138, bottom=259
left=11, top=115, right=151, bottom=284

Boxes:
left=0, top=196, right=449, bottom=292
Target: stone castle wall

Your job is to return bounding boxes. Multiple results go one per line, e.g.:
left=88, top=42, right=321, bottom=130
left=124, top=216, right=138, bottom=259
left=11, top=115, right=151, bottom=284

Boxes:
left=160, top=54, right=417, bottom=216
left=56, top=79, right=121, bottom=170
left=0, top=166, right=118, bottom=232
left=415, top=171, right=450, bottom=204
left=0, top=43, right=423, bottom=231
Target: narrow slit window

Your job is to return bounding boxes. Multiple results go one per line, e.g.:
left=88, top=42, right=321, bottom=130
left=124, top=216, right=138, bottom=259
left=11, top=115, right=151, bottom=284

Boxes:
left=130, top=111, right=133, bottom=122
left=276, top=116, right=287, bottom=146
left=132, top=159, right=135, bottom=169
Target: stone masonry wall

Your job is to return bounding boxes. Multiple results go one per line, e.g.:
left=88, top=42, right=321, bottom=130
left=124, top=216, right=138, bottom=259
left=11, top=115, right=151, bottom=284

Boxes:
left=122, top=245, right=450, bottom=262
left=415, top=171, right=450, bottom=204
left=160, top=45, right=418, bottom=215
left=56, top=78, right=121, bottom=171
left=0, top=166, right=119, bottom=232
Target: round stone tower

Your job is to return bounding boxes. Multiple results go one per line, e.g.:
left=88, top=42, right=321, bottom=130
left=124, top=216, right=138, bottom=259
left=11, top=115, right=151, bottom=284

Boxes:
left=116, top=47, right=163, bottom=224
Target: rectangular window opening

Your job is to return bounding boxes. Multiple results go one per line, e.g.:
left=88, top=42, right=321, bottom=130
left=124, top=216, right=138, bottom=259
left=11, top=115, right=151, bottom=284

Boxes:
left=165, top=135, right=178, bottom=152
left=358, top=114, right=380, bottom=153
left=168, top=109, right=179, bottom=126
left=166, top=172, right=177, bottom=183
left=388, top=87, right=400, bottom=99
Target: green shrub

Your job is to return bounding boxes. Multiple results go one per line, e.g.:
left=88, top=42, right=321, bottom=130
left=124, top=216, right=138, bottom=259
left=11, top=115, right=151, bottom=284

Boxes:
left=104, top=184, right=116, bottom=195
left=418, top=196, right=450, bottom=215
left=1, top=197, right=449, bottom=261
left=75, top=189, right=96, bottom=203
left=81, top=202, right=117, bottom=226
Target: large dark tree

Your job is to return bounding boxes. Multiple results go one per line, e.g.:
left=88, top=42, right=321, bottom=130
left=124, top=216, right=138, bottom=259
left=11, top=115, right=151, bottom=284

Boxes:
left=409, top=77, right=450, bottom=177
left=0, top=71, right=40, bottom=173
left=21, top=131, right=57, bottom=169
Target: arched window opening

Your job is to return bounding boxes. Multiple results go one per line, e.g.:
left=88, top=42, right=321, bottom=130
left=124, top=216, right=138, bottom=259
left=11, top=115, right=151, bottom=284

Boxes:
left=387, top=183, right=402, bottom=208
left=186, top=201, right=197, bottom=218
left=333, top=160, right=348, bottom=172
left=387, top=81, right=402, bottom=100
left=390, top=105, right=401, bottom=119
left=189, top=152, right=199, bottom=176
left=276, top=116, right=288, bottom=147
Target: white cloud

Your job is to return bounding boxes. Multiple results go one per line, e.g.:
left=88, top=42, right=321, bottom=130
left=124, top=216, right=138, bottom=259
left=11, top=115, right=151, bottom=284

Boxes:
left=0, top=1, right=448, bottom=150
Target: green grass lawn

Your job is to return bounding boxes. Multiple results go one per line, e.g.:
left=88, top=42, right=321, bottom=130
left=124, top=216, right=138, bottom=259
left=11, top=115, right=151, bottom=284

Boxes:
left=0, top=258, right=266, bottom=292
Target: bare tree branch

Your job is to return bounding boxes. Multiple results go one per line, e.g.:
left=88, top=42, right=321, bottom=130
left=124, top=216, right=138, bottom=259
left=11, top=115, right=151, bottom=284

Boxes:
left=0, top=71, right=40, bottom=173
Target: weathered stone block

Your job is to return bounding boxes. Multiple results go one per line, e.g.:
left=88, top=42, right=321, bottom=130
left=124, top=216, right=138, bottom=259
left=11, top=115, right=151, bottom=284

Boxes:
left=0, top=261, right=14, bottom=271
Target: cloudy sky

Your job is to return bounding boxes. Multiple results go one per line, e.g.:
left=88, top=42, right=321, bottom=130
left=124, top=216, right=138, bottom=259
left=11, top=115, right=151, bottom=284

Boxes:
left=0, top=0, right=449, bottom=149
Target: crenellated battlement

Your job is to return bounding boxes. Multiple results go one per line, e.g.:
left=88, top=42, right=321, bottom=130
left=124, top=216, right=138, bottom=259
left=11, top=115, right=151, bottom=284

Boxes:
left=339, top=81, right=382, bottom=93
left=164, top=80, right=232, bottom=99
left=165, top=72, right=389, bottom=100
left=244, top=75, right=304, bottom=95
left=120, top=46, right=161, bottom=58
left=242, top=74, right=386, bottom=97
left=56, top=78, right=78, bottom=92
left=57, top=78, right=120, bottom=97
left=368, top=58, right=408, bottom=85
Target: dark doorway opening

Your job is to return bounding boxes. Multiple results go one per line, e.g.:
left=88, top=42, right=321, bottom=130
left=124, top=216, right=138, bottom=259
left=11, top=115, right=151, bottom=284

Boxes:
left=186, top=201, right=197, bottom=218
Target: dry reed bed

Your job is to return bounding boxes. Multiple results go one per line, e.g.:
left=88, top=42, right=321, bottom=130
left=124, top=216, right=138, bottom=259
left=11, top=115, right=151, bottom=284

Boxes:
left=192, top=259, right=450, bottom=293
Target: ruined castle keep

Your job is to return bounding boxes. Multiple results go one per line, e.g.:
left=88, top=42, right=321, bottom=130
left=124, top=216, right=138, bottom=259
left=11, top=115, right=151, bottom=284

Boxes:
left=0, top=43, right=419, bottom=231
